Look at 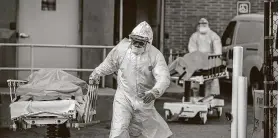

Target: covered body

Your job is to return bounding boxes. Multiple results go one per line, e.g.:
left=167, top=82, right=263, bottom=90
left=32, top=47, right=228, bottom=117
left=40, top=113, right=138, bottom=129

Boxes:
left=11, top=69, right=88, bottom=119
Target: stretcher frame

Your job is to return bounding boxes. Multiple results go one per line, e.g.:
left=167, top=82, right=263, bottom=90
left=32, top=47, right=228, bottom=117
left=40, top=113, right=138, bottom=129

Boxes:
left=7, top=78, right=99, bottom=137
left=163, top=54, right=229, bottom=124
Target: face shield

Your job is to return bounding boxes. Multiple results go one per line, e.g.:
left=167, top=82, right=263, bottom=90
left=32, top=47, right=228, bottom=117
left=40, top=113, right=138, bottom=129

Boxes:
left=129, top=21, right=153, bottom=55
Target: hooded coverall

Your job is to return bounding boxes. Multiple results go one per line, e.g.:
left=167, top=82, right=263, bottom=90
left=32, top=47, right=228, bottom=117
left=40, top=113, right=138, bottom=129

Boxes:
left=187, top=18, right=222, bottom=97
left=91, top=21, right=173, bottom=138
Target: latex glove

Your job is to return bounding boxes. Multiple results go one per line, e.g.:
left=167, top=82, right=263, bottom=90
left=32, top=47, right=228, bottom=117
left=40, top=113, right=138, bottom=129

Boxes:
left=89, top=72, right=100, bottom=85
left=142, top=93, right=156, bottom=104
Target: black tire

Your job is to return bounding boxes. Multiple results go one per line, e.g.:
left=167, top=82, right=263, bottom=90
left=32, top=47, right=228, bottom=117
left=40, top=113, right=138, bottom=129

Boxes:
left=248, top=70, right=263, bottom=105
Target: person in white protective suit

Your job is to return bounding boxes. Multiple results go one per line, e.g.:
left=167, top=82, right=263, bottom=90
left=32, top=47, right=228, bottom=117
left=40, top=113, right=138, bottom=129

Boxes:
left=90, top=21, right=173, bottom=138
left=188, top=18, right=222, bottom=97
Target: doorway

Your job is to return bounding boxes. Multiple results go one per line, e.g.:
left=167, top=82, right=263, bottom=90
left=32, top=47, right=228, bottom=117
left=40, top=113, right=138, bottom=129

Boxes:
left=114, top=0, right=162, bottom=49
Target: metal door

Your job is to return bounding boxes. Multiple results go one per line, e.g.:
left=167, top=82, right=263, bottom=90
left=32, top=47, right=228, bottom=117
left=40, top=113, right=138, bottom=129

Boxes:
left=17, top=0, right=80, bottom=79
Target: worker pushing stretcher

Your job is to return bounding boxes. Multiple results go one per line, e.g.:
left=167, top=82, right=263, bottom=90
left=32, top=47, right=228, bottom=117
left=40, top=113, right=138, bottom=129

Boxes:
left=163, top=18, right=229, bottom=124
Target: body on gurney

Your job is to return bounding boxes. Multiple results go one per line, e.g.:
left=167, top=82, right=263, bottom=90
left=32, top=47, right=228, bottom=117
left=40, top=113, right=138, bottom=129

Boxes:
left=8, top=69, right=99, bottom=137
left=163, top=51, right=229, bottom=124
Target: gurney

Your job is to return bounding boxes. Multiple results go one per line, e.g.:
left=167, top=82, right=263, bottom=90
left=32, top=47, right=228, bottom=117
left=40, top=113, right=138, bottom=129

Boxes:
left=163, top=51, right=229, bottom=124
left=7, top=69, right=99, bottom=137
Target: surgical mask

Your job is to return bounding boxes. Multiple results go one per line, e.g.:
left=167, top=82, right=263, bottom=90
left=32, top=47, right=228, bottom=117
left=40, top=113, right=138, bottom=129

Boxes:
left=131, top=46, right=145, bottom=55
left=199, top=26, right=210, bottom=34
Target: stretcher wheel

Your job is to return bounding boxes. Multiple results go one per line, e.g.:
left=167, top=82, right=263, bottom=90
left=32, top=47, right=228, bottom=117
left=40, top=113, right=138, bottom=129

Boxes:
left=164, top=110, right=172, bottom=121
left=199, top=112, right=207, bottom=125
left=217, top=107, right=222, bottom=118
left=10, top=122, right=17, bottom=131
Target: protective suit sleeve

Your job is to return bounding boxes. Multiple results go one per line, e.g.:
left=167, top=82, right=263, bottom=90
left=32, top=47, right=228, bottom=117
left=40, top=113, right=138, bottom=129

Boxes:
left=151, top=52, right=171, bottom=99
left=188, top=33, right=198, bottom=53
left=212, top=32, right=222, bottom=54
left=92, top=46, right=119, bottom=77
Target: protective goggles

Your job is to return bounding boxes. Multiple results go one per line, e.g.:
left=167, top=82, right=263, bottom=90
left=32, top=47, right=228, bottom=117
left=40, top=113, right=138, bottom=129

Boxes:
left=129, top=34, right=149, bottom=48
left=198, top=22, right=208, bottom=25
left=131, top=40, right=147, bottom=48
left=198, top=22, right=208, bottom=27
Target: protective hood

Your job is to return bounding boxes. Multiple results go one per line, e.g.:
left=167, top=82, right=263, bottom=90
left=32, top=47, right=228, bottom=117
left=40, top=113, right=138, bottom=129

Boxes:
left=130, top=21, right=153, bottom=44
left=199, top=18, right=209, bottom=24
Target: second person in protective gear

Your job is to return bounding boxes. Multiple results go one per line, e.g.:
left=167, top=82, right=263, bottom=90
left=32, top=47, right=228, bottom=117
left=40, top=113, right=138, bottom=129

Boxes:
left=187, top=18, right=222, bottom=97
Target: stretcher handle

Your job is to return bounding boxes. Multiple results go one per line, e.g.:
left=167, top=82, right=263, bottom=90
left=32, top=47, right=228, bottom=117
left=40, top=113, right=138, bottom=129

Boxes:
left=89, top=77, right=100, bottom=85
left=7, top=79, right=28, bottom=102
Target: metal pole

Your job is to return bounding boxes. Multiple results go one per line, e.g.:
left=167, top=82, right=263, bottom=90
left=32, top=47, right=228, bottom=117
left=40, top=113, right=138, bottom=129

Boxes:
left=30, top=45, right=34, bottom=74
left=159, top=0, right=165, bottom=53
left=119, top=0, right=123, bottom=40
left=278, top=88, right=279, bottom=138
left=0, top=67, right=94, bottom=72
left=0, top=43, right=114, bottom=49
left=183, top=81, right=191, bottom=102
left=102, top=49, right=106, bottom=88
left=231, top=46, right=243, bottom=138
left=237, top=76, right=248, bottom=138
left=264, top=1, right=272, bottom=137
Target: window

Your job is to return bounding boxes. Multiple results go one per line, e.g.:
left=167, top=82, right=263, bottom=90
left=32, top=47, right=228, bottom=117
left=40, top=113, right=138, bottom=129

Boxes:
left=41, top=0, right=56, bottom=11
left=235, top=22, right=264, bottom=45
left=221, top=21, right=236, bottom=47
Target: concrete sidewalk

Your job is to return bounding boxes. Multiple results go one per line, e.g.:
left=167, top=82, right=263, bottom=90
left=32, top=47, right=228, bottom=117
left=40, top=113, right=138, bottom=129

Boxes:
left=0, top=103, right=257, bottom=138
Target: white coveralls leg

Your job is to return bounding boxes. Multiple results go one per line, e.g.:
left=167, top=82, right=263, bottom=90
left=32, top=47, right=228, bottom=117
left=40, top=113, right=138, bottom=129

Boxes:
left=187, top=18, right=222, bottom=97
left=92, top=21, right=173, bottom=138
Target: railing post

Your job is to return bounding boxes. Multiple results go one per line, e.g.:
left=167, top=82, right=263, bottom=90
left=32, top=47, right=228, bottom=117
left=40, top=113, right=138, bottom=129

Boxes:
left=120, top=0, right=123, bottom=40
left=168, top=49, right=173, bottom=64
left=237, top=76, right=248, bottom=138
left=231, top=46, right=243, bottom=138
left=102, top=48, right=107, bottom=88
left=30, top=45, right=34, bottom=74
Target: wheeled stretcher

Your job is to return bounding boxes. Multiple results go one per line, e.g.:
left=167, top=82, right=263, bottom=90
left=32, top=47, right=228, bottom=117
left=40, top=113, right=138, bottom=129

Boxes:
left=163, top=53, right=229, bottom=124
left=7, top=72, right=99, bottom=137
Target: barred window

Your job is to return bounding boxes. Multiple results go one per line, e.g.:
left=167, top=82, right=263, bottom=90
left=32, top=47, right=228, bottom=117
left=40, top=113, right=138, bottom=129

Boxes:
left=42, top=0, right=56, bottom=11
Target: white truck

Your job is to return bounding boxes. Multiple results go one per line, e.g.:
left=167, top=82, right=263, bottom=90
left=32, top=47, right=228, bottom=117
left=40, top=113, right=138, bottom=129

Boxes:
left=221, top=13, right=278, bottom=104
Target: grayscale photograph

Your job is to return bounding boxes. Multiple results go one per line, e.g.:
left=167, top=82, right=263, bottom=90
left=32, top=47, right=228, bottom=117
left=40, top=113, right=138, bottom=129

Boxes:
left=0, top=0, right=278, bottom=138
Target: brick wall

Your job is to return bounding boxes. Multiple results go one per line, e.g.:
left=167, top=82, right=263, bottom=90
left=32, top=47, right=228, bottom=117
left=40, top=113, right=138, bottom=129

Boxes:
left=164, top=0, right=264, bottom=53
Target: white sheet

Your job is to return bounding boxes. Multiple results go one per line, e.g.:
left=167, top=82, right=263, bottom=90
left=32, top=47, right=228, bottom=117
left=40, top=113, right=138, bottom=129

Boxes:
left=9, top=100, right=78, bottom=119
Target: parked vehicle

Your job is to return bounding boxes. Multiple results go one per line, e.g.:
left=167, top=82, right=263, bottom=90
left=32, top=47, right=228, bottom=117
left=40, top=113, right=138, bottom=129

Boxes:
left=221, top=13, right=278, bottom=104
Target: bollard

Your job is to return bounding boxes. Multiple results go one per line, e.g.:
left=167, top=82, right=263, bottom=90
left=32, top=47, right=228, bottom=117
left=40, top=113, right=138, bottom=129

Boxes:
left=237, top=76, right=248, bottom=138
left=231, top=46, right=243, bottom=138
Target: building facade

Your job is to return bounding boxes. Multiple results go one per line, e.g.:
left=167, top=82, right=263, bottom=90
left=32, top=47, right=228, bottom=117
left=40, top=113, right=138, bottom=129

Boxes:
left=164, top=0, right=264, bottom=53
left=0, top=0, right=264, bottom=87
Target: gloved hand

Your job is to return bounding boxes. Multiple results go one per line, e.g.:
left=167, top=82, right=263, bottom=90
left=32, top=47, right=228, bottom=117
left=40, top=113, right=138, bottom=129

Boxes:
left=142, top=92, right=156, bottom=104
left=89, top=72, right=100, bottom=85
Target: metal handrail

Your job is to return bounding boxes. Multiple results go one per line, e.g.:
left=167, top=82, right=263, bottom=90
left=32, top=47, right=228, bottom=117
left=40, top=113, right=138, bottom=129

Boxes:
left=0, top=43, right=115, bottom=88
left=0, top=67, right=94, bottom=72
left=0, top=43, right=114, bottom=49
